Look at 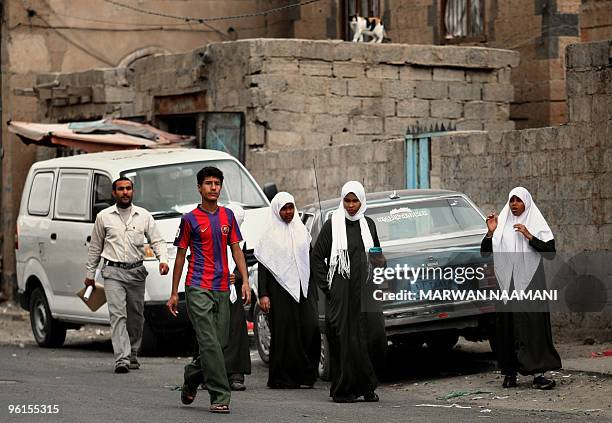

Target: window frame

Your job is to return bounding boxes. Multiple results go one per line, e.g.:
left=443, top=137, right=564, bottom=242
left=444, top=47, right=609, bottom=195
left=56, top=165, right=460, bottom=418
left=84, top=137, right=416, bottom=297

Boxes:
left=91, top=171, right=114, bottom=222
left=343, top=0, right=382, bottom=42
left=53, top=169, right=93, bottom=222
left=27, top=171, right=56, bottom=217
left=440, top=0, right=486, bottom=45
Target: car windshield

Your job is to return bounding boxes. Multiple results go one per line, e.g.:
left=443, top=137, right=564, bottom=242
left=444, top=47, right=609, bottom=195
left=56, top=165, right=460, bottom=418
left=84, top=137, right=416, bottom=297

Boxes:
left=323, top=197, right=485, bottom=242
left=122, top=159, right=267, bottom=217
left=369, top=197, right=485, bottom=242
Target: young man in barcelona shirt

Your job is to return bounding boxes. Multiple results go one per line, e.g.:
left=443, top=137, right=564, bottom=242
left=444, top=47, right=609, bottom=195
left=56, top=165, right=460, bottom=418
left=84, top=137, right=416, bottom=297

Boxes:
left=166, top=166, right=251, bottom=414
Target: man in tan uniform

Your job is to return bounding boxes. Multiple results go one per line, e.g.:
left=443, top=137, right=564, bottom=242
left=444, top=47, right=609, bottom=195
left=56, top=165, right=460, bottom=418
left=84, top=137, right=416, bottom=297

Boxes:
left=85, top=177, right=169, bottom=373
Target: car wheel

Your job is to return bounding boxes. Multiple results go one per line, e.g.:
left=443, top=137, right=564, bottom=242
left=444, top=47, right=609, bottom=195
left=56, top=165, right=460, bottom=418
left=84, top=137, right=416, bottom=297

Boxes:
left=425, top=332, right=459, bottom=352
left=319, top=333, right=331, bottom=381
left=138, top=319, right=159, bottom=357
left=253, top=303, right=270, bottom=364
left=29, top=287, right=66, bottom=348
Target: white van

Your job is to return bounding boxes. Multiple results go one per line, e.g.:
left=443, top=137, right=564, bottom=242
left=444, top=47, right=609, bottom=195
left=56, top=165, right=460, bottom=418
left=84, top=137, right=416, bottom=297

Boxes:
left=16, top=148, right=272, bottom=352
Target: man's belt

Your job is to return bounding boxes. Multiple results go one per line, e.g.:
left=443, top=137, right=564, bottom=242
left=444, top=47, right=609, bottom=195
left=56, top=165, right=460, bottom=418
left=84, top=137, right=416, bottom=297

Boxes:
left=105, top=260, right=143, bottom=270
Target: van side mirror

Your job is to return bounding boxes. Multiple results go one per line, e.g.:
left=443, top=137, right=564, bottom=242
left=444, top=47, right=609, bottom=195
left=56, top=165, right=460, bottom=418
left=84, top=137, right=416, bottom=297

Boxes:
left=93, top=202, right=112, bottom=220
left=263, top=183, right=278, bottom=202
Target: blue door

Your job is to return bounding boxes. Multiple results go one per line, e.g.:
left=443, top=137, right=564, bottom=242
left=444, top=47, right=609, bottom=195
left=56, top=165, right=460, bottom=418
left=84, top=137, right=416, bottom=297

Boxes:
left=203, top=113, right=245, bottom=163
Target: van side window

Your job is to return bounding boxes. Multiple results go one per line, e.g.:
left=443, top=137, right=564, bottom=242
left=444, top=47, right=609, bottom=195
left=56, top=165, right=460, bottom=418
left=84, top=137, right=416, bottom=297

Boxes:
left=55, top=171, right=91, bottom=220
left=28, top=172, right=54, bottom=216
left=92, top=174, right=113, bottom=220
left=94, top=174, right=113, bottom=206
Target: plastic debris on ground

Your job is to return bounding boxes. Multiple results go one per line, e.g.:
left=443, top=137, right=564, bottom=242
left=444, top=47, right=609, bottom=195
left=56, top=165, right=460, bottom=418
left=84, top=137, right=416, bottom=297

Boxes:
left=437, top=390, right=492, bottom=400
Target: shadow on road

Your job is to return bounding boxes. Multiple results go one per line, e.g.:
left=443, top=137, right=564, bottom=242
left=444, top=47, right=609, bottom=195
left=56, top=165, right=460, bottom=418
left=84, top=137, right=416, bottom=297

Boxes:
left=381, top=342, right=497, bottom=383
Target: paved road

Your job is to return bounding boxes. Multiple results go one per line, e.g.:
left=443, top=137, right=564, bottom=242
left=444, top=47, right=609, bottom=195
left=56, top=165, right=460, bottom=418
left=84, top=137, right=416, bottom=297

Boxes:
left=1, top=340, right=608, bottom=423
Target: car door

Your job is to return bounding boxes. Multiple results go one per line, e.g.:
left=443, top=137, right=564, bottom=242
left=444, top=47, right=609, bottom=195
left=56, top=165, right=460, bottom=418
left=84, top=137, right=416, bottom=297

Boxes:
left=45, top=169, right=93, bottom=316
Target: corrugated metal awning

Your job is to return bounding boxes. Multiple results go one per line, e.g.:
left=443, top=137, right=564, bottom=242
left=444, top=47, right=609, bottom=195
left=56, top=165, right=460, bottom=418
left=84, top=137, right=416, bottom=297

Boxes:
left=8, top=119, right=195, bottom=153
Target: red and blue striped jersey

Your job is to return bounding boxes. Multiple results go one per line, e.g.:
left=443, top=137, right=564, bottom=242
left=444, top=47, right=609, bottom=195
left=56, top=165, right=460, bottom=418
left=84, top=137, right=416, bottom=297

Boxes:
left=174, top=206, right=242, bottom=292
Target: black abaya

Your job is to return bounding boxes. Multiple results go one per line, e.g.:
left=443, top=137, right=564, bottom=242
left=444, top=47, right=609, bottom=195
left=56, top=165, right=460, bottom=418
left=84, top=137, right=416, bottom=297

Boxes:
left=258, top=265, right=320, bottom=388
left=311, top=217, right=387, bottom=400
left=481, top=236, right=561, bottom=376
left=225, top=272, right=252, bottom=379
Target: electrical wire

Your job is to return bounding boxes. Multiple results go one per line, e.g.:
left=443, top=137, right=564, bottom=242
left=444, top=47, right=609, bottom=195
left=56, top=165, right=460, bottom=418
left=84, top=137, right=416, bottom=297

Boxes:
left=101, top=0, right=322, bottom=23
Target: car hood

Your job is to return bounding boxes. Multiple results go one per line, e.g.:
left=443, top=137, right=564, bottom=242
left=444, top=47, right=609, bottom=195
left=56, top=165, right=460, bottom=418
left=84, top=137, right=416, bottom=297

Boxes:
left=153, top=207, right=271, bottom=250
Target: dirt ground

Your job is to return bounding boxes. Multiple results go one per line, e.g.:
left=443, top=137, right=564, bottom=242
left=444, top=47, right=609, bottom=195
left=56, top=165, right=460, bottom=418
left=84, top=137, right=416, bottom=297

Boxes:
left=2, top=301, right=611, bottom=419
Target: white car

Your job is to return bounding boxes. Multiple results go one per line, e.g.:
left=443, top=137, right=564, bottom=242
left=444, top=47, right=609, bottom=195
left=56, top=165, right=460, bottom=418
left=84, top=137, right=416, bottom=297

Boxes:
left=16, top=148, right=272, bottom=352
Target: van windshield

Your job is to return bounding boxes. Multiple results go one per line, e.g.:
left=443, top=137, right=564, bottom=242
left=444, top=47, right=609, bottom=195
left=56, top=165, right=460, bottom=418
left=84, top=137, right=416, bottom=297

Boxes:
left=122, top=160, right=268, bottom=217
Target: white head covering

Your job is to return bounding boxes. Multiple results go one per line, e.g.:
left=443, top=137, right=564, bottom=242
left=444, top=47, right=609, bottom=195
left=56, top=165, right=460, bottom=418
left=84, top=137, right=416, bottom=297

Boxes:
left=254, top=192, right=312, bottom=302
left=492, top=187, right=554, bottom=293
left=327, top=181, right=374, bottom=287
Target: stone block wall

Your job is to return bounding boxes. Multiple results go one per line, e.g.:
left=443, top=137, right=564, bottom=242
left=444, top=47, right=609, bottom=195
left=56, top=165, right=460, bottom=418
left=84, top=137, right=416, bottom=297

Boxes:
left=213, top=39, right=519, bottom=156
left=328, top=0, right=582, bottom=130
left=37, top=68, right=135, bottom=121
left=580, top=0, right=612, bottom=42
left=433, top=124, right=611, bottom=252
left=430, top=39, right=611, bottom=339
left=37, top=39, right=519, bottom=180
left=566, top=40, right=612, bottom=124
left=248, top=139, right=405, bottom=207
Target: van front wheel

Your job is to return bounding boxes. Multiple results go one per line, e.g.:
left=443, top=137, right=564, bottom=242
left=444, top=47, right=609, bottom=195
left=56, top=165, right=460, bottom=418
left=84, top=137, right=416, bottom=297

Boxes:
left=29, top=288, right=66, bottom=347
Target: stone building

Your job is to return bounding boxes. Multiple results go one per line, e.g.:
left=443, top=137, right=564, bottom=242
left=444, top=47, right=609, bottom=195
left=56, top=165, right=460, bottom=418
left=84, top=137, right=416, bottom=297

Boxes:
left=33, top=39, right=519, bottom=204
left=0, top=0, right=305, bottom=298
left=1, top=0, right=612, bottom=302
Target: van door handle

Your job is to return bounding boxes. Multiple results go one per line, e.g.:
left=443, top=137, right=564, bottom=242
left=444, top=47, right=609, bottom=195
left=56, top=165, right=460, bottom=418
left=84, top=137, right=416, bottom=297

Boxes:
left=50, top=233, right=57, bottom=241
left=86, top=235, right=91, bottom=243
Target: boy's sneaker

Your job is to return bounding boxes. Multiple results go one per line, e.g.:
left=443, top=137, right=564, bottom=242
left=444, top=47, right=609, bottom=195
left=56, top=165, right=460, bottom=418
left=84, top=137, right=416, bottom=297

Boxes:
left=114, top=363, right=129, bottom=374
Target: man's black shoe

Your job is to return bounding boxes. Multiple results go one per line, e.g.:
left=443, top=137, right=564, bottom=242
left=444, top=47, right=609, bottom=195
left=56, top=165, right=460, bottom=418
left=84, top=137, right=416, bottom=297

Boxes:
left=532, top=376, right=555, bottom=390
left=230, top=381, right=247, bottom=391
left=129, top=357, right=140, bottom=370
left=502, top=375, right=517, bottom=388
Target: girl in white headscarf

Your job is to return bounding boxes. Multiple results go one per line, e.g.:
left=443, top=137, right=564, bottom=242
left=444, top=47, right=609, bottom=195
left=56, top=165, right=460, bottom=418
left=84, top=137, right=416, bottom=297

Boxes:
left=254, top=192, right=320, bottom=389
left=311, top=181, right=387, bottom=403
left=482, top=187, right=561, bottom=390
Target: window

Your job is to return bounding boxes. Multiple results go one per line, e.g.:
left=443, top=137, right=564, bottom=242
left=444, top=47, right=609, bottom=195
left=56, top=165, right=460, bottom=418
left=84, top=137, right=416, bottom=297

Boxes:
left=54, top=170, right=91, bottom=220
left=442, top=0, right=484, bottom=42
left=344, top=0, right=381, bottom=41
left=93, top=174, right=113, bottom=206
left=28, top=172, right=54, bottom=216
left=122, top=159, right=267, bottom=217
left=367, top=198, right=485, bottom=242
left=301, top=212, right=315, bottom=233
left=92, top=173, right=113, bottom=220
left=347, top=0, right=380, bottom=17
